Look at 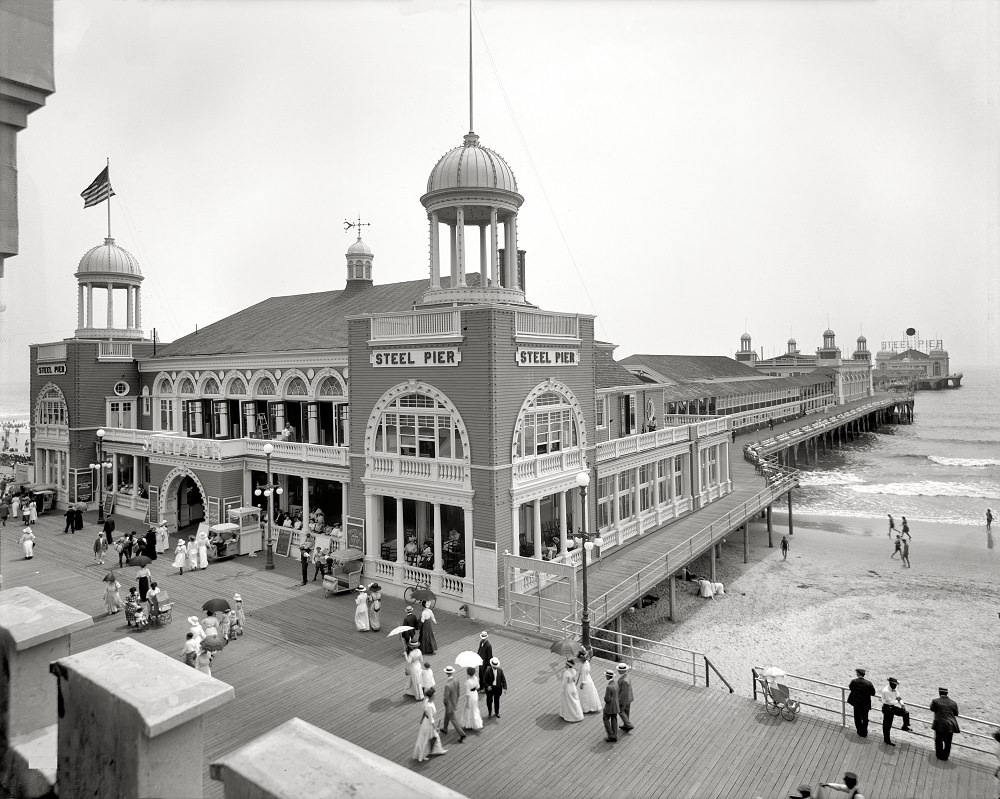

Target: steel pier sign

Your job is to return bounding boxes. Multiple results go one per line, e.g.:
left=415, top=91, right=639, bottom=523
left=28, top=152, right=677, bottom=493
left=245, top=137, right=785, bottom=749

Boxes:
left=516, top=347, right=579, bottom=366
left=880, top=339, right=943, bottom=352
left=370, top=347, right=461, bottom=367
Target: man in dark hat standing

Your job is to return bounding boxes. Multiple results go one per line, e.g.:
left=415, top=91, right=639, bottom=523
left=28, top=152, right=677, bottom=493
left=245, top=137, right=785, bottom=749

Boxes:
left=880, top=677, right=911, bottom=745
left=617, top=663, right=635, bottom=732
left=929, top=687, right=960, bottom=761
left=602, top=669, right=620, bottom=743
left=401, top=605, right=420, bottom=653
left=821, top=771, right=865, bottom=798
left=847, top=668, right=876, bottom=737
left=483, top=656, right=507, bottom=719
left=476, top=631, right=493, bottom=688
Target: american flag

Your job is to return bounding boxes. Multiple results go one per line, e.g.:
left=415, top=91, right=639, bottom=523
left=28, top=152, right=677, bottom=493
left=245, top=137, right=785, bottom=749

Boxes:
left=81, top=166, right=115, bottom=208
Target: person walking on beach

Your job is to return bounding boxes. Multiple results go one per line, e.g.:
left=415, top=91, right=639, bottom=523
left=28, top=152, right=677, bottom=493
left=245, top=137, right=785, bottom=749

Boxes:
left=438, top=666, right=466, bottom=743
left=887, top=513, right=896, bottom=536
left=780, top=535, right=789, bottom=560
left=847, top=668, right=876, bottom=737
left=617, top=663, right=635, bottom=732
left=930, top=687, right=960, bottom=761
left=890, top=532, right=902, bottom=559
left=602, top=669, right=620, bottom=743
left=987, top=508, right=993, bottom=532
left=820, top=771, right=866, bottom=799
left=901, top=516, right=909, bottom=537
left=900, top=537, right=911, bottom=568
left=880, top=677, right=911, bottom=745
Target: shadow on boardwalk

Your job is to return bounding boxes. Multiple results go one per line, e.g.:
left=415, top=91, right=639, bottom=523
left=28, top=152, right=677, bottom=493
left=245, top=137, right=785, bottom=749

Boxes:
left=3, top=512, right=995, bottom=799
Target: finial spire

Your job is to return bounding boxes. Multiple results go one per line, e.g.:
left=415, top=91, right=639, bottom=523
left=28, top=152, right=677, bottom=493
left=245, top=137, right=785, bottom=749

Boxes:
left=469, top=0, right=474, bottom=133
left=344, top=215, right=371, bottom=240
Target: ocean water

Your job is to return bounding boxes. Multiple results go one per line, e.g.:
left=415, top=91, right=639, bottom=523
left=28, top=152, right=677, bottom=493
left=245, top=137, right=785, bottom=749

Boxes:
left=793, top=365, right=1000, bottom=526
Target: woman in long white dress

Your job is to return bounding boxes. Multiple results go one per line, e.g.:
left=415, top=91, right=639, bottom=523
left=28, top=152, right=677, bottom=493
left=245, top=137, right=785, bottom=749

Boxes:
left=196, top=529, right=210, bottom=569
left=354, top=586, right=370, bottom=631
left=172, top=539, right=188, bottom=575
left=461, top=667, right=483, bottom=730
left=412, top=687, right=447, bottom=761
left=576, top=651, right=602, bottom=713
left=559, top=660, right=585, bottom=722
left=19, top=528, right=35, bottom=559
left=103, top=577, right=124, bottom=614
left=404, top=645, right=424, bottom=700
left=156, top=521, right=170, bottom=554
left=186, top=535, right=199, bottom=571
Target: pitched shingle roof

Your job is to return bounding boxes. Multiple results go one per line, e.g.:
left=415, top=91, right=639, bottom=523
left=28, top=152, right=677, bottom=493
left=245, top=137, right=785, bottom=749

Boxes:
left=618, top=354, right=762, bottom=382
left=595, top=346, right=645, bottom=389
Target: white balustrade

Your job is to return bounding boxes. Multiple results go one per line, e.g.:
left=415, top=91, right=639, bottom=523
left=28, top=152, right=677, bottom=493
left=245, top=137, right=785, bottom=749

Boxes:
left=370, top=310, right=461, bottom=341
left=515, top=311, right=579, bottom=339
left=97, top=342, right=134, bottom=360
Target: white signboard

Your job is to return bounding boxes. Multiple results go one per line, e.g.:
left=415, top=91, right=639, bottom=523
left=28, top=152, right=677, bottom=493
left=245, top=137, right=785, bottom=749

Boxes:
left=370, top=348, right=462, bottom=367
left=37, top=363, right=67, bottom=375
left=515, top=348, right=579, bottom=367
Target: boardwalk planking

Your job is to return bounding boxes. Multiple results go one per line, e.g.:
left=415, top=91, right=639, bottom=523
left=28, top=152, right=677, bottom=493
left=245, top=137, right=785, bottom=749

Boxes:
left=2, top=511, right=994, bottom=798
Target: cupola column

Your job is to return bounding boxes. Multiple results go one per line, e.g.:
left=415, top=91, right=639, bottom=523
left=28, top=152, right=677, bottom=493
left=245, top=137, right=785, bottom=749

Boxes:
left=134, top=286, right=141, bottom=330
left=86, top=285, right=94, bottom=328
left=449, top=224, right=457, bottom=286
left=106, top=283, right=114, bottom=328
left=77, top=285, right=84, bottom=329
left=126, top=284, right=134, bottom=328
left=479, top=224, right=487, bottom=288
left=510, top=215, right=518, bottom=290
left=490, top=207, right=499, bottom=286
left=429, top=212, right=440, bottom=288
left=455, top=206, right=466, bottom=287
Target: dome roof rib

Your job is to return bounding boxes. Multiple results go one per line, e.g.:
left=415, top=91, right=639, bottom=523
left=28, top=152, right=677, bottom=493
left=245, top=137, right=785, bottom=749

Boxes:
left=426, top=132, right=518, bottom=194
left=76, top=237, right=142, bottom=277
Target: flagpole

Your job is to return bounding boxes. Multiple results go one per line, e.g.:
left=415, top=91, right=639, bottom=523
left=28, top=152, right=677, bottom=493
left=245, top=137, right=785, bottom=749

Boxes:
left=106, top=157, right=111, bottom=238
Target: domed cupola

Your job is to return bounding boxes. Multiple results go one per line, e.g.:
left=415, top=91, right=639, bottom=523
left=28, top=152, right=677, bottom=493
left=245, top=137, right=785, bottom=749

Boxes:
left=74, top=237, right=145, bottom=339
left=345, top=233, right=374, bottom=289
left=419, top=131, right=527, bottom=306
left=787, top=337, right=797, bottom=354
left=853, top=334, right=871, bottom=361
left=735, top=331, right=756, bottom=364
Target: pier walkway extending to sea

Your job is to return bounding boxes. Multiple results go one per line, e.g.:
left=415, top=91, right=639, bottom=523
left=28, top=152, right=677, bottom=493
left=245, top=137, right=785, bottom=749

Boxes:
left=3, top=509, right=994, bottom=798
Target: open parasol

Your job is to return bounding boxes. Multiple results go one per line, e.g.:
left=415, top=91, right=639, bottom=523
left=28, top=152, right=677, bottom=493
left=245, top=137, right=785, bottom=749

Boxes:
left=127, top=554, right=152, bottom=567
left=386, top=625, right=415, bottom=638
left=202, top=598, right=231, bottom=614
left=549, top=638, right=579, bottom=659
left=454, top=651, right=483, bottom=669
left=75, top=501, right=87, bottom=512
left=102, top=571, right=118, bottom=583
left=762, top=666, right=786, bottom=682
left=199, top=636, right=228, bottom=652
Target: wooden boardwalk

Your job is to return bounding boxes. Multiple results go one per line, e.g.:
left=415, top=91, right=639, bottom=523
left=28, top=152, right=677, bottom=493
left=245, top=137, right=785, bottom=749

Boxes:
left=2, top=512, right=995, bottom=798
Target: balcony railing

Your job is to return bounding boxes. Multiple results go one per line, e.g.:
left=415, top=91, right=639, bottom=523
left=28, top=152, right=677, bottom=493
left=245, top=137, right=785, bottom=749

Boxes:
left=369, top=456, right=468, bottom=484
left=370, top=310, right=461, bottom=341
left=512, top=448, right=585, bottom=484
left=98, top=342, right=134, bottom=360
left=595, top=426, right=691, bottom=463
left=515, top=310, right=579, bottom=339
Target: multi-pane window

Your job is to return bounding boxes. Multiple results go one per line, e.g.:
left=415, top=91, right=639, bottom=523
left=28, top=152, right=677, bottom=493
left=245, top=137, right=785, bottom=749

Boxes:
left=185, top=400, right=204, bottom=435
left=639, top=464, right=654, bottom=512
left=674, top=455, right=684, bottom=497
left=159, top=399, right=175, bottom=431
left=37, top=389, right=67, bottom=425
left=108, top=400, right=133, bottom=429
left=619, top=394, right=637, bottom=435
left=596, top=396, right=608, bottom=428
left=213, top=401, right=228, bottom=438
left=617, top=470, right=635, bottom=521
left=596, top=475, right=613, bottom=530
left=516, top=392, right=579, bottom=458
left=373, top=394, right=464, bottom=460
left=657, top=458, right=670, bottom=501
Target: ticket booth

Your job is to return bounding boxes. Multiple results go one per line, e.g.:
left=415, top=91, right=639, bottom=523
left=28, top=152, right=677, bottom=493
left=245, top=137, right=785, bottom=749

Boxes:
left=227, top=506, right=262, bottom=555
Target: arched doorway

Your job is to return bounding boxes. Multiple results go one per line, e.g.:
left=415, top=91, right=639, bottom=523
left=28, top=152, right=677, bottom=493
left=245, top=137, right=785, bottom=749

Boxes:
left=160, top=467, right=207, bottom=537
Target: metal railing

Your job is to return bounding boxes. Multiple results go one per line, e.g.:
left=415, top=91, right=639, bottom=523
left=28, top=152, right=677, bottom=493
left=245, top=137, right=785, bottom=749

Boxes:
left=750, top=668, right=998, bottom=757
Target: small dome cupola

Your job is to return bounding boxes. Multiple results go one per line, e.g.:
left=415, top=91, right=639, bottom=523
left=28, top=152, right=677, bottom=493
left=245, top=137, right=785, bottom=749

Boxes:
left=787, top=337, right=797, bottom=354
left=74, top=237, right=145, bottom=339
left=419, top=131, right=527, bottom=306
left=739, top=332, right=752, bottom=352
left=343, top=217, right=374, bottom=289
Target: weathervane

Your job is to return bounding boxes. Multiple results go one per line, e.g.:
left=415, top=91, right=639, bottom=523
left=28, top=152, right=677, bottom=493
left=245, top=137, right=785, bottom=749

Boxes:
left=344, top=215, right=371, bottom=239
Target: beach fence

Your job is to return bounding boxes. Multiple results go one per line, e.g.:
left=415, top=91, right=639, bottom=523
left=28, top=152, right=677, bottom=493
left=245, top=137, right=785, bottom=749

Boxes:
left=751, top=667, right=999, bottom=758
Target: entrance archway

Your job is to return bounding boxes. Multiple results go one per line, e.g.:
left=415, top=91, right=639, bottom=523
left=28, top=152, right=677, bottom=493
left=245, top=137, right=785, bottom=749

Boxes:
left=160, top=467, right=208, bottom=536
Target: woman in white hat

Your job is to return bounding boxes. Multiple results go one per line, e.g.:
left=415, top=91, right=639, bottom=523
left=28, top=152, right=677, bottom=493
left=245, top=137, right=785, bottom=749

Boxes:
left=366, top=583, right=383, bottom=631
left=404, top=642, right=425, bottom=701
left=19, top=527, right=36, bottom=559
left=559, top=659, right=584, bottom=723
left=412, top=686, right=447, bottom=762
left=172, top=537, right=188, bottom=575
left=233, top=594, right=245, bottom=631
left=354, top=585, right=370, bottom=632
left=576, top=649, right=602, bottom=714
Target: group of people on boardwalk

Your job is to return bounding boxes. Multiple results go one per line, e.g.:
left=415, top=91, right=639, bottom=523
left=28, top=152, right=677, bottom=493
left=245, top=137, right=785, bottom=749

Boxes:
left=353, top=583, right=385, bottom=632
left=1, top=490, right=39, bottom=527
left=180, top=596, right=245, bottom=678
left=887, top=513, right=912, bottom=566
left=558, top=649, right=602, bottom=722
left=171, top=529, right=210, bottom=574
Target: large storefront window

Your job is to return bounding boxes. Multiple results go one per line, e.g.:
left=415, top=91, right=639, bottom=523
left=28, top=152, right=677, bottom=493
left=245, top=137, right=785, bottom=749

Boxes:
left=516, top=392, right=580, bottom=458
left=37, top=388, right=68, bottom=425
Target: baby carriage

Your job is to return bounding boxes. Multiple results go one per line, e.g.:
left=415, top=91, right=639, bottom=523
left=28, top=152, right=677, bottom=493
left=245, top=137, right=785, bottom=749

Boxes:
left=763, top=679, right=800, bottom=721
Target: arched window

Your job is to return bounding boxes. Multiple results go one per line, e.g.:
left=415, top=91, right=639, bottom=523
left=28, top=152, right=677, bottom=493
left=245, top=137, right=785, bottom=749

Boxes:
left=319, top=376, right=344, bottom=396
left=36, top=386, right=68, bottom=426
left=229, top=377, right=247, bottom=396
left=286, top=377, right=308, bottom=396
left=157, top=377, right=173, bottom=395
left=179, top=377, right=195, bottom=395
left=373, top=392, right=465, bottom=460
left=256, top=377, right=276, bottom=396
left=516, top=391, right=580, bottom=458
left=203, top=377, right=220, bottom=395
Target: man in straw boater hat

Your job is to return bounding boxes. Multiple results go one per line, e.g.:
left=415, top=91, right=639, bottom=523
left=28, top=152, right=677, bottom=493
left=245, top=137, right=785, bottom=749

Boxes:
left=476, top=631, right=493, bottom=688
left=400, top=605, right=420, bottom=653
left=820, top=770, right=866, bottom=798
left=602, top=669, right=620, bottom=743
left=929, top=686, right=960, bottom=761
left=438, top=666, right=466, bottom=743
left=879, top=676, right=911, bottom=746
left=846, top=668, right=876, bottom=737
left=616, top=663, right=635, bottom=732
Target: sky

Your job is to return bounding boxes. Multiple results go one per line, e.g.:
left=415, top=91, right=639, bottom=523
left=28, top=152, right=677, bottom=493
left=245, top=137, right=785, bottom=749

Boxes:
left=2, top=0, right=998, bottom=403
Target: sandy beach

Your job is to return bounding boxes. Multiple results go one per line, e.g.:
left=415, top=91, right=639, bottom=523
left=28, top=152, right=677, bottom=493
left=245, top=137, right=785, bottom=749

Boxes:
left=625, top=512, right=1000, bottom=724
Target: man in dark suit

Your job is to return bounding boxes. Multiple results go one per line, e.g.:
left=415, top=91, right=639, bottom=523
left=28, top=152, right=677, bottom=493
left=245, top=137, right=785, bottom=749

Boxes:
left=617, top=663, right=635, bottom=732
left=929, top=687, right=960, bottom=761
left=847, top=668, right=876, bottom=737
left=602, top=669, right=619, bottom=743
left=438, top=666, right=466, bottom=742
left=401, top=605, right=420, bottom=653
left=476, top=631, right=493, bottom=687
left=483, top=657, right=508, bottom=718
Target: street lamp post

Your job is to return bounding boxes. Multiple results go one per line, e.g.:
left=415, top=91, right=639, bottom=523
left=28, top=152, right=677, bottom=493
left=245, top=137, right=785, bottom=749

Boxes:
left=572, top=470, right=603, bottom=652
left=89, top=428, right=110, bottom=524
left=254, top=443, right=282, bottom=570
